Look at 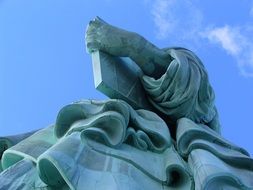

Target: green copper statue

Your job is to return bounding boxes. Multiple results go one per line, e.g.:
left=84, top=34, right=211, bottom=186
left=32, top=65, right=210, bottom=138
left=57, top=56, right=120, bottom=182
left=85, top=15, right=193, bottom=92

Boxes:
left=0, top=17, right=252, bottom=190
left=86, top=17, right=220, bottom=134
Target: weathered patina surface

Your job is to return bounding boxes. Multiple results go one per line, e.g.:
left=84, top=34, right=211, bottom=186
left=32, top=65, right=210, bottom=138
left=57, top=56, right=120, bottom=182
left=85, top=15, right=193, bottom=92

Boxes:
left=0, top=17, right=252, bottom=190
left=86, top=17, right=220, bottom=134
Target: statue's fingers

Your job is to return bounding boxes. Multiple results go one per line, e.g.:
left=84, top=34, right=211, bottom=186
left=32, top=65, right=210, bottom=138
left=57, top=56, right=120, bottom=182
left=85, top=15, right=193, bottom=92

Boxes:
left=88, top=17, right=108, bottom=31
left=94, top=16, right=108, bottom=24
left=86, top=41, right=101, bottom=53
left=86, top=24, right=99, bottom=36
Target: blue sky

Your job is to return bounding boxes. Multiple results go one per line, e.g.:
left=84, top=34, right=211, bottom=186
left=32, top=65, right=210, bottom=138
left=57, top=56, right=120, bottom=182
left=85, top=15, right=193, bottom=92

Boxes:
left=1, top=0, right=253, bottom=155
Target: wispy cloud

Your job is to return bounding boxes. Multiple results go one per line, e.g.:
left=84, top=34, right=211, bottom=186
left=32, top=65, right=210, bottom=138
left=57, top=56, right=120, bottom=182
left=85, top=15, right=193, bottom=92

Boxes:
left=204, top=25, right=253, bottom=77
left=151, top=0, right=174, bottom=39
left=250, top=4, right=253, bottom=18
left=204, top=26, right=242, bottom=56
left=150, top=0, right=203, bottom=43
left=149, top=0, right=253, bottom=77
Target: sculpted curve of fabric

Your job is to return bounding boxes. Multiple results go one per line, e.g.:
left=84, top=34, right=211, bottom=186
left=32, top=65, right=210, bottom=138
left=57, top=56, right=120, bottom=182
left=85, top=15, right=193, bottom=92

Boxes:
left=0, top=17, right=253, bottom=190
left=142, top=47, right=219, bottom=133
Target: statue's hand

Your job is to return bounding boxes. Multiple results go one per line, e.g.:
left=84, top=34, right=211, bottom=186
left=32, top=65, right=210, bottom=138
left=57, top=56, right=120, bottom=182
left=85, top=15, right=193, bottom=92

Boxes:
left=85, top=17, right=137, bottom=56
left=85, top=17, right=107, bottom=53
left=85, top=17, right=171, bottom=77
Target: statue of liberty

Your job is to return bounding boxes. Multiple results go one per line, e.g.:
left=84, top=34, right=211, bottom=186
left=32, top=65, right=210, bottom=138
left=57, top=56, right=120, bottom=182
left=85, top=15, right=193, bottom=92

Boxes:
left=0, top=17, right=252, bottom=190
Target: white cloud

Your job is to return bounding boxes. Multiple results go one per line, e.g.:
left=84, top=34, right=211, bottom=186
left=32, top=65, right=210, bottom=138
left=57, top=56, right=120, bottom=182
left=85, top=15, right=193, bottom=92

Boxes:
left=204, top=26, right=241, bottom=56
left=149, top=0, right=253, bottom=77
left=150, top=0, right=203, bottom=42
left=151, top=0, right=175, bottom=39
left=204, top=25, right=253, bottom=77
left=250, top=5, right=253, bottom=18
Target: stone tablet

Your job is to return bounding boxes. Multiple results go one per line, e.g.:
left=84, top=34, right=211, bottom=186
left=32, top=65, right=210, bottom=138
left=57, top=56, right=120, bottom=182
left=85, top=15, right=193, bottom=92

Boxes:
left=91, top=50, right=152, bottom=110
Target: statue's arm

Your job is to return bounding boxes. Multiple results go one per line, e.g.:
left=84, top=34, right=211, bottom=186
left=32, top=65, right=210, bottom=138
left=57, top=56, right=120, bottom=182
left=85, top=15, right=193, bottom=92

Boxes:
left=85, top=17, right=172, bottom=78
